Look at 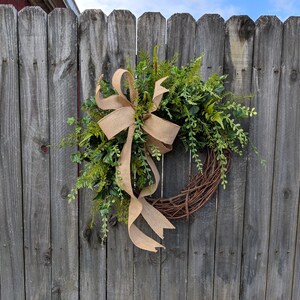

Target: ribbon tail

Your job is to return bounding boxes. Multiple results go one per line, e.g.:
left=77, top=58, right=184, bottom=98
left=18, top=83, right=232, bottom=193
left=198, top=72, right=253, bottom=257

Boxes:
left=116, top=125, right=135, bottom=194
left=128, top=196, right=166, bottom=252
left=139, top=153, right=175, bottom=239
left=129, top=223, right=165, bottom=252
left=140, top=197, right=175, bottom=239
left=117, top=125, right=168, bottom=251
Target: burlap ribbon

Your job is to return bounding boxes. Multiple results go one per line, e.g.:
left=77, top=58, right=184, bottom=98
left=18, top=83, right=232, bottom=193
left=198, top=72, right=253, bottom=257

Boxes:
left=96, top=69, right=180, bottom=252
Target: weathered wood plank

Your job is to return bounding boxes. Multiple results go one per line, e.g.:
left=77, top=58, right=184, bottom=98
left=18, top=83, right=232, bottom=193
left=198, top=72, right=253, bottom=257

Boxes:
left=48, top=9, right=78, bottom=299
left=133, top=12, right=167, bottom=300
left=292, top=204, right=300, bottom=300
left=195, top=14, right=225, bottom=77
left=79, top=9, right=108, bottom=300
left=187, top=14, right=225, bottom=300
left=160, top=13, right=196, bottom=300
left=0, top=5, right=24, bottom=300
left=18, top=6, right=51, bottom=300
left=137, top=12, right=166, bottom=61
left=107, top=10, right=136, bottom=78
left=106, top=10, right=136, bottom=300
left=214, top=16, right=255, bottom=300
left=266, top=17, right=300, bottom=300
left=167, top=13, right=196, bottom=67
left=161, top=141, right=190, bottom=300
left=241, top=16, right=283, bottom=300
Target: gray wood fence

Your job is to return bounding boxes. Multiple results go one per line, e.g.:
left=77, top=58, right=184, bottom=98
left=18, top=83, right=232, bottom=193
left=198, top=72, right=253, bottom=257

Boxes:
left=0, top=5, right=299, bottom=300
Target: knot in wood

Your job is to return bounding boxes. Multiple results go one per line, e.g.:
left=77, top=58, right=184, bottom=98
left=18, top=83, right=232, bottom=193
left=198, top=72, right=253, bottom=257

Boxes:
left=108, top=215, right=118, bottom=227
left=60, top=185, right=69, bottom=199
left=283, top=188, right=291, bottom=200
left=83, top=226, right=92, bottom=243
left=290, top=70, right=298, bottom=81
left=43, top=249, right=52, bottom=266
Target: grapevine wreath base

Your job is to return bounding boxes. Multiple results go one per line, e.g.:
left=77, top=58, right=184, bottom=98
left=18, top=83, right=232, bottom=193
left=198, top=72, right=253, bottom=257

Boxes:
left=148, top=148, right=231, bottom=220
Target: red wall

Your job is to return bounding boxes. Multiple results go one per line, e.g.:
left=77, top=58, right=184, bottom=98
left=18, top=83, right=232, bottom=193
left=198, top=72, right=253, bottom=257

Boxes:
left=0, top=0, right=31, bottom=10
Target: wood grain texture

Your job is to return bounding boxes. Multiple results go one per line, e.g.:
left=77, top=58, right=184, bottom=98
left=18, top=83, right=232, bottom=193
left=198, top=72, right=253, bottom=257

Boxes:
left=79, top=9, right=108, bottom=300
left=214, top=16, right=255, bottom=300
left=48, top=9, right=78, bottom=300
left=79, top=9, right=109, bottom=92
left=161, top=140, right=190, bottom=300
left=160, top=13, right=196, bottom=300
left=0, top=5, right=24, bottom=300
left=18, top=6, right=51, bottom=300
left=241, top=16, right=283, bottom=300
left=106, top=10, right=136, bottom=300
left=107, top=10, right=136, bottom=78
left=292, top=203, right=300, bottom=300
left=195, top=14, right=225, bottom=78
left=133, top=12, right=167, bottom=300
left=137, top=12, right=166, bottom=62
left=266, top=17, right=300, bottom=300
left=187, top=14, right=225, bottom=300
left=167, top=13, right=196, bottom=67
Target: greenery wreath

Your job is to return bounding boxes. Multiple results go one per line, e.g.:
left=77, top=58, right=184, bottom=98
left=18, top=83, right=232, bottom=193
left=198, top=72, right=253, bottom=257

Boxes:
left=61, top=48, right=258, bottom=251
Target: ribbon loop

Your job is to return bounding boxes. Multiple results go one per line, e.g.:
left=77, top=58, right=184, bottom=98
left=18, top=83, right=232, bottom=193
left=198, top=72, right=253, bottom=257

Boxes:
left=97, top=107, right=135, bottom=140
left=96, top=69, right=180, bottom=252
left=112, top=69, right=138, bottom=104
left=143, top=114, right=179, bottom=145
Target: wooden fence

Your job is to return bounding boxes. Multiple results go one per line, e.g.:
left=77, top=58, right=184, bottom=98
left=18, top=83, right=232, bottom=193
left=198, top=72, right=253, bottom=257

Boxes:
left=0, top=5, right=299, bottom=300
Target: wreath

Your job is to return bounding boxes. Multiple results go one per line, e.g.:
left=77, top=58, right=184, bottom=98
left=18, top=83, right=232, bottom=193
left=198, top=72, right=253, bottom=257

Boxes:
left=62, top=50, right=257, bottom=251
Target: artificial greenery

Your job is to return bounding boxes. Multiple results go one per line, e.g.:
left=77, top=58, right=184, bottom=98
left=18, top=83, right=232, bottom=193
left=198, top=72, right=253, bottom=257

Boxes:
left=61, top=48, right=258, bottom=241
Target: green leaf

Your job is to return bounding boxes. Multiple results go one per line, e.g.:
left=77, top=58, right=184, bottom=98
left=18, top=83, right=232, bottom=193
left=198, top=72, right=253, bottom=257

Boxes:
left=215, top=84, right=225, bottom=94
left=211, top=112, right=224, bottom=129
left=205, top=103, right=215, bottom=115
left=82, top=116, right=90, bottom=124
left=70, top=152, right=82, bottom=163
left=189, top=106, right=199, bottom=115
left=75, top=125, right=82, bottom=134
left=103, top=153, right=113, bottom=165
left=67, top=117, right=75, bottom=125
left=79, top=133, right=93, bottom=147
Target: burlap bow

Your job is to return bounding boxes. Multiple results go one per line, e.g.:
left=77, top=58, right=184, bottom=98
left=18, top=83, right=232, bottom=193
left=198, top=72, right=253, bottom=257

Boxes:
left=96, top=69, right=180, bottom=252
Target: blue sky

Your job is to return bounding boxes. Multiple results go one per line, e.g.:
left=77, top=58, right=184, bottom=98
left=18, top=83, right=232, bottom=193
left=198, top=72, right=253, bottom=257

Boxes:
left=75, top=0, right=300, bottom=21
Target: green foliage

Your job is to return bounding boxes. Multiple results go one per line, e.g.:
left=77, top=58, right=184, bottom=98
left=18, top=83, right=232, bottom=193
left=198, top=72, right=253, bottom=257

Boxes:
left=62, top=49, right=258, bottom=240
left=134, top=52, right=257, bottom=186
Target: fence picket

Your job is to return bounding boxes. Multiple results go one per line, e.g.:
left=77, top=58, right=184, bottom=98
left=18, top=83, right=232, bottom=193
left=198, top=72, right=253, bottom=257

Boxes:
left=107, top=10, right=136, bottom=78
left=214, top=16, right=255, bottom=300
left=48, top=8, right=78, bottom=299
left=18, top=6, right=50, bottom=299
left=0, top=5, right=24, bottom=300
left=137, top=12, right=166, bottom=61
left=160, top=13, right=196, bottom=300
left=241, top=16, right=283, bottom=300
left=196, top=14, right=225, bottom=77
left=266, top=17, right=300, bottom=300
left=79, top=9, right=108, bottom=300
left=187, top=14, right=225, bottom=300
